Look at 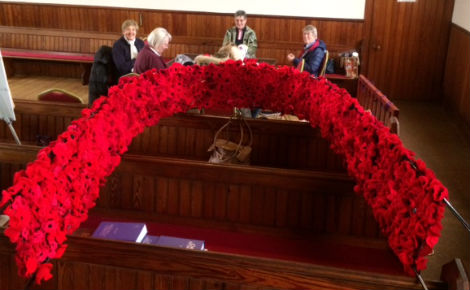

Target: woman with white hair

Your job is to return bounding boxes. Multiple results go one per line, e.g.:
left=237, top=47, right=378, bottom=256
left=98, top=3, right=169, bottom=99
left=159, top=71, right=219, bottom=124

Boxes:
left=134, top=27, right=172, bottom=74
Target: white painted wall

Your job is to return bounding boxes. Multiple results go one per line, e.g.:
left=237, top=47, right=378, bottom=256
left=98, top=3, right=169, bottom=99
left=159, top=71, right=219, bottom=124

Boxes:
left=452, top=0, right=470, bottom=32
left=1, top=0, right=366, bottom=19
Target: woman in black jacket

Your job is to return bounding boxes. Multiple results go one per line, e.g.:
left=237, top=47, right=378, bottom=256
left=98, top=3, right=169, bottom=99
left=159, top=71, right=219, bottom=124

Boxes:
left=112, top=19, right=145, bottom=77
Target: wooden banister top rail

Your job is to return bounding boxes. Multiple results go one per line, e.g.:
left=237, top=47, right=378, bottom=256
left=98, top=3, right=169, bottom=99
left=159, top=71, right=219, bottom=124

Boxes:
left=358, top=74, right=399, bottom=116
left=1, top=47, right=94, bottom=63
left=357, top=74, right=399, bottom=134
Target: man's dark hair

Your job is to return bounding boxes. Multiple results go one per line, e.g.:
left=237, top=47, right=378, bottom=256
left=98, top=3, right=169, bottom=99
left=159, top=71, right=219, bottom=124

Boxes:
left=234, top=10, right=247, bottom=18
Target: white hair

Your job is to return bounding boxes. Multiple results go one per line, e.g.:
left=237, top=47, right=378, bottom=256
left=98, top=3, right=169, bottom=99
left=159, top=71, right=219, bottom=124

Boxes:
left=147, top=27, right=172, bottom=48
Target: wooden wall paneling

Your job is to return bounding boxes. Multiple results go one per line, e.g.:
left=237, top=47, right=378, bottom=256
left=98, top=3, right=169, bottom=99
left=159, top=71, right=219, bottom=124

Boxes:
left=167, top=178, right=179, bottom=216
left=337, top=194, right=353, bottom=235
left=239, top=184, right=252, bottom=224
left=133, top=174, right=146, bottom=210
left=364, top=205, right=381, bottom=238
left=300, top=190, right=314, bottom=228
left=158, top=125, right=168, bottom=154
left=286, top=187, right=301, bottom=227
left=250, top=185, right=264, bottom=225
left=175, top=126, right=187, bottom=156
left=266, top=187, right=279, bottom=226
left=58, top=261, right=155, bottom=290
left=312, top=193, right=327, bottom=232
left=274, top=188, right=288, bottom=228
left=156, top=176, right=169, bottom=215
left=443, top=24, right=470, bottom=128
left=179, top=179, right=191, bottom=217
left=18, top=113, right=28, bottom=141
left=203, top=181, right=216, bottom=219
left=190, top=180, right=204, bottom=218
left=59, top=261, right=90, bottom=289
left=100, top=172, right=122, bottom=209
left=87, top=264, right=108, bottom=289
left=325, top=194, right=337, bottom=233
left=0, top=3, right=363, bottom=66
left=0, top=254, right=11, bottom=289
left=214, top=182, right=227, bottom=220
left=227, top=184, right=240, bottom=222
left=0, top=162, right=22, bottom=190
left=351, top=193, right=367, bottom=236
left=200, top=279, right=228, bottom=290
left=118, top=171, right=133, bottom=211
left=363, top=0, right=454, bottom=100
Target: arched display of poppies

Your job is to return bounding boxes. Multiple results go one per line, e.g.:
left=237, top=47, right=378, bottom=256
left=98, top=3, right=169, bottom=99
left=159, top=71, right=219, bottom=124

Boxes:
left=0, top=61, right=447, bottom=284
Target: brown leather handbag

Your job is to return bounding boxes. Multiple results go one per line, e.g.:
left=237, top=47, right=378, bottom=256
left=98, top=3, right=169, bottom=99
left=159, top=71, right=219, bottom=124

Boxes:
left=208, top=116, right=252, bottom=165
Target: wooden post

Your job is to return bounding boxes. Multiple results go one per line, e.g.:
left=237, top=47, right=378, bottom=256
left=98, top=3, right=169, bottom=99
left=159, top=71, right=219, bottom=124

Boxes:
left=441, top=258, right=470, bottom=290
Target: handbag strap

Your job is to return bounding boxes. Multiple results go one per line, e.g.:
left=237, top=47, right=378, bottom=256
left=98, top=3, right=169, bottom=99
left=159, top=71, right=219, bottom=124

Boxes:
left=232, top=107, right=253, bottom=148
left=240, top=115, right=253, bottom=148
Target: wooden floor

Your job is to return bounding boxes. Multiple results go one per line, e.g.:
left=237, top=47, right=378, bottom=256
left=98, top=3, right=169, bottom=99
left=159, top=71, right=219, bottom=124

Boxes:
left=8, top=75, right=89, bottom=103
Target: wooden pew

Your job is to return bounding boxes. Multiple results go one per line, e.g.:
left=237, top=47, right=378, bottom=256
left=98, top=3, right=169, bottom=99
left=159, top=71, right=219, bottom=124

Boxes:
left=0, top=99, right=85, bottom=145
left=0, top=144, right=363, bottom=237
left=0, top=100, right=345, bottom=171
left=0, top=228, right=447, bottom=290
left=1, top=47, right=94, bottom=84
left=0, top=142, right=446, bottom=290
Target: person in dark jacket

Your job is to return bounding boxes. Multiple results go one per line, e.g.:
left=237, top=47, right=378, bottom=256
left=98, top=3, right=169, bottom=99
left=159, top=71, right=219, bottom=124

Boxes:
left=287, top=25, right=327, bottom=77
left=88, top=45, right=117, bottom=106
left=134, top=27, right=171, bottom=74
left=112, top=19, right=145, bottom=77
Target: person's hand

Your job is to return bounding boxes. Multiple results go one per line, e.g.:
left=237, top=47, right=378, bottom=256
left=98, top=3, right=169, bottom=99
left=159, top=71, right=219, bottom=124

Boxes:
left=287, top=53, right=295, bottom=62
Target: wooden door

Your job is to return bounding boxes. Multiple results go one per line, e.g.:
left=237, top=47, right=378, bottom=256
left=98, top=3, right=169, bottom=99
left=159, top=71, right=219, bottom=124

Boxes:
left=362, top=0, right=454, bottom=100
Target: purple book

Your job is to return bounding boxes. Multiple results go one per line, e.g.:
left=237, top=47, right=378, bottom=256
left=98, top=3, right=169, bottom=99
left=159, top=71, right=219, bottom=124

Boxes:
left=157, top=235, right=205, bottom=250
left=141, top=234, right=160, bottom=245
left=92, top=221, right=148, bottom=243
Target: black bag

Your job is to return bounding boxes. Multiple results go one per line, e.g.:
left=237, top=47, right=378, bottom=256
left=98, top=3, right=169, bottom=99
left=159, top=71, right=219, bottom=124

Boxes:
left=325, top=59, right=335, bottom=74
left=88, top=46, right=118, bottom=106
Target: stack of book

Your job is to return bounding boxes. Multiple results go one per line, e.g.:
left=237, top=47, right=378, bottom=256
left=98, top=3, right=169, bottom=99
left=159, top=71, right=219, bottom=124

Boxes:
left=92, top=221, right=205, bottom=251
